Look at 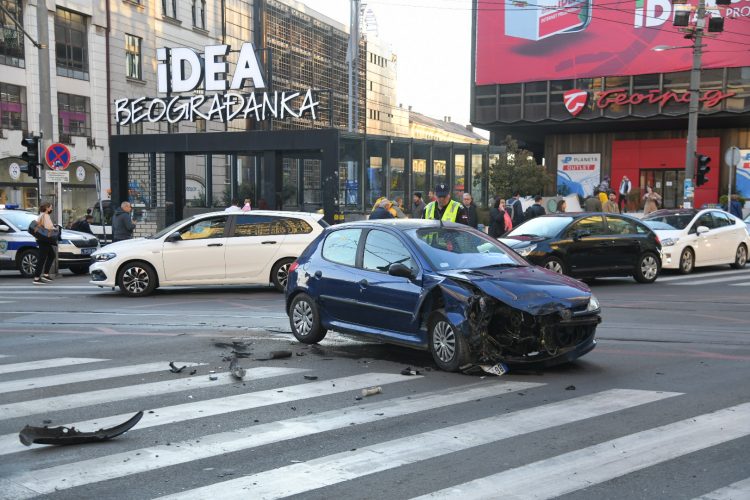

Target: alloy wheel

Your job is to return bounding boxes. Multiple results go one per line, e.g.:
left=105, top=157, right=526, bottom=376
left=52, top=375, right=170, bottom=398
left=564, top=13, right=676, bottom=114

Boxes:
left=545, top=260, right=564, bottom=274
left=21, top=253, right=38, bottom=277
left=681, top=250, right=693, bottom=273
left=738, top=246, right=747, bottom=267
left=292, top=300, right=313, bottom=337
left=122, top=266, right=150, bottom=295
left=641, top=255, right=659, bottom=281
left=432, top=321, right=456, bottom=363
left=276, top=263, right=291, bottom=289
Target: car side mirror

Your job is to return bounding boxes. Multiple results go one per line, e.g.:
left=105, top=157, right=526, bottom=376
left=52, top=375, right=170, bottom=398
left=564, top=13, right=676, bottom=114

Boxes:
left=0, top=224, right=9, bottom=232
left=696, top=225, right=710, bottom=235
left=573, top=230, right=591, bottom=241
left=165, top=231, right=182, bottom=243
left=388, top=263, right=414, bottom=279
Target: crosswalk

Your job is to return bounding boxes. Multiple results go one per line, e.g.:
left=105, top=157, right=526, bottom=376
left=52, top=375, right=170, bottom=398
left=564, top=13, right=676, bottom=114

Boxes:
left=0, top=355, right=748, bottom=500
left=656, top=267, right=750, bottom=286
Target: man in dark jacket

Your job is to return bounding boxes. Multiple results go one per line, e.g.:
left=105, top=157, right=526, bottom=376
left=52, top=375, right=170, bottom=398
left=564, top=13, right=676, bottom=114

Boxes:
left=411, top=192, right=426, bottom=218
left=112, top=201, right=137, bottom=242
left=584, top=190, right=603, bottom=212
left=524, top=195, right=546, bottom=220
left=510, top=192, right=524, bottom=226
left=462, top=192, right=479, bottom=229
left=370, top=199, right=395, bottom=220
left=71, top=214, right=94, bottom=234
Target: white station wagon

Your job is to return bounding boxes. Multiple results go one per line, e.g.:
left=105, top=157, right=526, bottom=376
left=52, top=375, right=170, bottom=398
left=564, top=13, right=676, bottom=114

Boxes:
left=90, top=210, right=326, bottom=296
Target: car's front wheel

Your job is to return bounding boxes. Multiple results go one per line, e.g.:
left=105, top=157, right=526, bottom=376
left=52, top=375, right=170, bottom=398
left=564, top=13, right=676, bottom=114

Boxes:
left=731, top=244, right=747, bottom=269
left=634, top=252, right=660, bottom=283
left=271, top=258, right=295, bottom=292
left=117, top=261, right=157, bottom=297
left=289, top=293, right=327, bottom=344
left=679, top=247, right=695, bottom=274
left=428, top=310, right=470, bottom=372
left=17, top=249, right=39, bottom=278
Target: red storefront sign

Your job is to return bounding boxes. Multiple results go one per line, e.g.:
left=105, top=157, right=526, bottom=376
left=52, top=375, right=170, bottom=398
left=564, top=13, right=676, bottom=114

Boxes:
left=562, top=88, right=736, bottom=116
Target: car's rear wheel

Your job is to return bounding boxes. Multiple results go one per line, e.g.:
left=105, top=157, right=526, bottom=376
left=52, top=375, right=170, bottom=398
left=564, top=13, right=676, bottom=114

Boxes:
left=731, top=244, right=747, bottom=269
left=542, top=256, right=566, bottom=275
left=17, top=249, right=39, bottom=278
left=428, top=310, right=469, bottom=372
left=679, top=247, right=695, bottom=274
left=289, top=293, right=327, bottom=344
left=271, top=258, right=295, bottom=292
left=634, top=252, right=660, bottom=283
left=69, top=265, right=89, bottom=275
left=117, top=261, right=157, bottom=297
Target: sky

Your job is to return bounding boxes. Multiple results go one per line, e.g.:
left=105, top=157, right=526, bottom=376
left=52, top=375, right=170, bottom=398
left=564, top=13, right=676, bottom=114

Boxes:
left=300, top=0, right=487, bottom=136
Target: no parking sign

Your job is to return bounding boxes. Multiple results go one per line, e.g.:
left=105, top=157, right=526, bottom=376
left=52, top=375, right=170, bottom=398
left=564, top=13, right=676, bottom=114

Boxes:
left=45, top=143, right=71, bottom=171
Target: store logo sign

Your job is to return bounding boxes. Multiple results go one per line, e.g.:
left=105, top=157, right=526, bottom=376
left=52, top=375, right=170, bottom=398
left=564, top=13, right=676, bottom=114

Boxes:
left=563, top=89, right=588, bottom=116
left=563, top=88, right=736, bottom=116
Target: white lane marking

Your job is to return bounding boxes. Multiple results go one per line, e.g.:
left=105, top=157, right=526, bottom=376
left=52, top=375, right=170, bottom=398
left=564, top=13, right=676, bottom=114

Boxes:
left=670, top=274, right=750, bottom=286
left=0, top=310, right=289, bottom=319
left=153, top=389, right=681, bottom=500
left=0, top=362, right=204, bottom=395
left=0, top=286, right=104, bottom=290
left=0, top=372, right=418, bottom=457
left=0, top=358, right=106, bottom=376
left=0, top=367, right=305, bottom=420
left=0, top=355, right=11, bottom=358
left=656, top=268, right=750, bottom=282
left=693, top=477, right=750, bottom=500
left=730, top=282, right=750, bottom=286
left=0, top=381, right=542, bottom=495
left=415, top=402, right=750, bottom=500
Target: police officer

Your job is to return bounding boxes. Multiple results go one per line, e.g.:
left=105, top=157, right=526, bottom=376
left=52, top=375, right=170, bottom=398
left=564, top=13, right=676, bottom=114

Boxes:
left=423, top=183, right=469, bottom=225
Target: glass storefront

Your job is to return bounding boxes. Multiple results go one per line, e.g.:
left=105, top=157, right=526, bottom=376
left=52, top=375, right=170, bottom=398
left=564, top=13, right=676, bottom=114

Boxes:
left=0, top=156, right=38, bottom=210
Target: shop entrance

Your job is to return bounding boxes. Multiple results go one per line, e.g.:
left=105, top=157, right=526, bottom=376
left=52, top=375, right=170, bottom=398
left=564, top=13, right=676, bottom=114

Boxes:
left=640, top=169, right=685, bottom=209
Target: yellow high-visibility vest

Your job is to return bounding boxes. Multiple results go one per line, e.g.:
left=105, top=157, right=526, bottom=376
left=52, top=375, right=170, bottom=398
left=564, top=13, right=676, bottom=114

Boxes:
left=424, top=200, right=460, bottom=222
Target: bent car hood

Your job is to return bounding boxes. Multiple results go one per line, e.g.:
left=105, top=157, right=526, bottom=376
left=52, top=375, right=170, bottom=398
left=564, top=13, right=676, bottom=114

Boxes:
left=438, top=266, right=591, bottom=314
left=498, top=236, right=546, bottom=249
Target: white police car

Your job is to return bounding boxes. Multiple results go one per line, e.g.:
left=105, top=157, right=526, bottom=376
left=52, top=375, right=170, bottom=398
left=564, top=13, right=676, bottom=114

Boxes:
left=0, top=207, right=100, bottom=277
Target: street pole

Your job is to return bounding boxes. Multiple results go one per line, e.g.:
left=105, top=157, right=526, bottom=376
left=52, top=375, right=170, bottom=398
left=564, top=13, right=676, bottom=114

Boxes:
left=683, top=0, right=705, bottom=209
left=347, top=0, right=360, bottom=133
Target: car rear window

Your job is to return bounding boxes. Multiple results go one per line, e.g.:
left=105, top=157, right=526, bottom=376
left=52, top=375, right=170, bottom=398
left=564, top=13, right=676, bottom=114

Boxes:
left=322, top=228, right=361, bottom=267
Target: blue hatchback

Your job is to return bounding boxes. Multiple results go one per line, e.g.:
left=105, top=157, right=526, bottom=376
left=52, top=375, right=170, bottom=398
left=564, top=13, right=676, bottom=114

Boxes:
left=286, top=220, right=601, bottom=372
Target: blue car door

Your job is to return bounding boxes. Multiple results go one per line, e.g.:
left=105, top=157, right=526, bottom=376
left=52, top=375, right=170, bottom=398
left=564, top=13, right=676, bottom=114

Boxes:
left=356, top=229, right=423, bottom=339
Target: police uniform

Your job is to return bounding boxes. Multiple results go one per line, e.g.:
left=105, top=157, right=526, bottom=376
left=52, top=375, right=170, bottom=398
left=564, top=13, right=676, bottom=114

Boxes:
left=422, top=184, right=469, bottom=225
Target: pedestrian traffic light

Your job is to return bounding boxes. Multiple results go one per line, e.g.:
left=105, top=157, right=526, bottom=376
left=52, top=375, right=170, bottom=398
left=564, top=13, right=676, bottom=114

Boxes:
left=20, top=135, right=41, bottom=179
left=696, top=154, right=710, bottom=187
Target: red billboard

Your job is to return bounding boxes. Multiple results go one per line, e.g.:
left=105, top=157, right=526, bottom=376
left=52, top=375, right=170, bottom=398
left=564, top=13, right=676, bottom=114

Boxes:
left=475, top=0, right=750, bottom=85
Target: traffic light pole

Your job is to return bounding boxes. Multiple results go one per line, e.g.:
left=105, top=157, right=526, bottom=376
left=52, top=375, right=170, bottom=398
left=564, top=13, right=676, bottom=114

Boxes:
left=683, top=0, right=705, bottom=209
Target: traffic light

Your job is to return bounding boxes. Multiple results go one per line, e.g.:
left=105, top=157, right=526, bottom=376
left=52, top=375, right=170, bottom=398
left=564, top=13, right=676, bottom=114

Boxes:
left=696, top=154, right=710, bottom=187
left=20, top=135, right=40, bottom=179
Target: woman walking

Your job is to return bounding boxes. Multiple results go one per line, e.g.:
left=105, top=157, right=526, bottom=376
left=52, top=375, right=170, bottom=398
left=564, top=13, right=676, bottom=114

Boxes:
left=33, top=203, right=57, bottom=285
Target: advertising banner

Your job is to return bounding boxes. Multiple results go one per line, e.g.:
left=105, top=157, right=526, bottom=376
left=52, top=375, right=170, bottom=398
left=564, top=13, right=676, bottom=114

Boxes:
left=475, top=0, right=750, bottom=85
left=557, top=154, right=601, bottom=197
left=737, top=150, right=750, bottom=198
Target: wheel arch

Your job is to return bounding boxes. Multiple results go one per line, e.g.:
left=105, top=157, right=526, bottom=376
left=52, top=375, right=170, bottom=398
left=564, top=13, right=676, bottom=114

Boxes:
left=269, top=256, right=296, bottom=285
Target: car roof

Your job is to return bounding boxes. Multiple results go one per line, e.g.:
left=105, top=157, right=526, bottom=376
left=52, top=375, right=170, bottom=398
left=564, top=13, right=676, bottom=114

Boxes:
left=643, top=209, right=698, bottom=218
left=191, top=210, right=323, bottom=220
left=332, top=219, right=464, bottom=231
left=535, top=212, right=643, bottom=221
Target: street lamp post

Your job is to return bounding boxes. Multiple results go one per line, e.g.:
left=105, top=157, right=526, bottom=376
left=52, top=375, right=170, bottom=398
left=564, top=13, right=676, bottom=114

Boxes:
left=683, top=0, right=706, bottom=209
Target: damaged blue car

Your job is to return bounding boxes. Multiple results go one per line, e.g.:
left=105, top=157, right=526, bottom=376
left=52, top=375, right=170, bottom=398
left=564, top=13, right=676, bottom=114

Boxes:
left=285, top=220, right=601, bottom=372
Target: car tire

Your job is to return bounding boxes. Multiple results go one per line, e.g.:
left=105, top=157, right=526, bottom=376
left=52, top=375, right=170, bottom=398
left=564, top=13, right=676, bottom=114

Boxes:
left=634, top=252, right=660, bottom=284
left=271, top=258, right=295, bottom=292
left=542, top=256, right=566, bottom=275
left=117, top=261, right=157, bottom=297
left=731, top=244, right=748, bottom=269
left=17, top=249, right=39, bottom=278
left=428, top=310, right=470, bottom=372
left=69, top=265, right=89, bottom=275
left=679, top=247, right=695, bottom=274
left=289, top=293, right=327, bottom=344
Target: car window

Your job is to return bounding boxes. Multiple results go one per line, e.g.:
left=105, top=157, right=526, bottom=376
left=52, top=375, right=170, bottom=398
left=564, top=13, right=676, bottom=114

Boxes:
left=179, top=216, right=227, bottom=240
left=322, top=228, right=362, bottom=267
left=0, top=217, right=14, bottom=232
left=642, top=213, right=695, bottom=230
left=282, top=217, right=313, bottom=234
left=506, top=216, right=573, bottom=238
left=232, top=215, right=286, bottom=237
left=690, top=213, right=715, bottom=233
left=1, top=211, right=37, bottom=230
left=712, top=211, right=732, bottom=228
left=567, top=216, right=606, bottom=237
left=412, top=227, right=524, bottom=271
left=606, top=216, right=639, bottom=235
left=362, top=230, right=417, bottom=274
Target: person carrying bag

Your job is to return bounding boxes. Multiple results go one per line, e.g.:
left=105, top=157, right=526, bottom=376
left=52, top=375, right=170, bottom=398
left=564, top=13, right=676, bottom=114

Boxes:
left=27, top=203, right=58, bottom=284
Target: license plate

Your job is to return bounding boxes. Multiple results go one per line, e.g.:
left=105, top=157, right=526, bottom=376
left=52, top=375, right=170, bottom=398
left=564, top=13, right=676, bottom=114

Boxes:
left=81, top=247, right=96, bottom=255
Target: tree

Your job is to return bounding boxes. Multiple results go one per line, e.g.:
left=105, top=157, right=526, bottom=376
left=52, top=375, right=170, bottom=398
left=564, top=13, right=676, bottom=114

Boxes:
left=488, top=136, right=551, bottom=200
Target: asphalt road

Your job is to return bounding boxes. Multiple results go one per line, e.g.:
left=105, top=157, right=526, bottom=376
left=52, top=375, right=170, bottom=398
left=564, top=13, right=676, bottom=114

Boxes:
left=0, top=268, right=748, bottom=499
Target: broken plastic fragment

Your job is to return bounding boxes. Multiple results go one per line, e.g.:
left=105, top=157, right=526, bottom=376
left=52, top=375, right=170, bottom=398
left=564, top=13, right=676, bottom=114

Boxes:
left=361, top=386, right=382, bottom=397
left=19, top=411, right=143, bottom=447
left=480, top=363, right=509, bottom=377
left=229, top=357, right=246, bottom=380
left=169, top=362, right=187, bottom=373
left=256, top=350, right=292, bottom=361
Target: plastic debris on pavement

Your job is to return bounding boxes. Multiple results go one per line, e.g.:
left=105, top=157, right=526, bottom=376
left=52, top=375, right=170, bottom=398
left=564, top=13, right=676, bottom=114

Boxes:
left=361, top=386, right=382, bottom=397
left=479, top=363, right=509, bottom=376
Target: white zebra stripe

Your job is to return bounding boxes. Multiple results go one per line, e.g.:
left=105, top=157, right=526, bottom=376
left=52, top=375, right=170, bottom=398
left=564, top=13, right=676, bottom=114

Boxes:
left=693, top=477, right=750, bottom=500
left=0, top=357, right=106, bottom=375
left=415, top=403, right=750, bottom=500
left=153, top=389, right=680, bottom=500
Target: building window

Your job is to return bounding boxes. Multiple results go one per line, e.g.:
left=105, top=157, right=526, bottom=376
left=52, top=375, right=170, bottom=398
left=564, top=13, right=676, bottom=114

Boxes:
left=162, top=0, right=177, bottom=18
left=125, top=35, right=142, bottom=80
left=128, top=121, right=143, bottom=135
left=192, top=0, right=206, bottom=29
left=0, top=83, right=26, bottom=131
left=0, top=0, right=24, bottom=68
left=58, top=93, right=91, bottom=140
left=55, top=9, right=89, bottom=80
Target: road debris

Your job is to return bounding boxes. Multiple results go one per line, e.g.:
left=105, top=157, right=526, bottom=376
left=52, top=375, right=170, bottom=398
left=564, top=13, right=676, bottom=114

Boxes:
left=169, top=362, right=187, bottom=374
left=19, top=411, right=143, bottom=446
left=480, top=363, right=509, bottom=377
left=400, top=367, right=421, bottom=376
left=565, top=385, right=576, bottom=390
left=303, top=375, right=318, bottom=381
left=256, top=350, right=292, bottom=361
left=361, top=386, right=382, bottom=397
left=208, top=371, right=218, bottom=381
left=229, top=357, right=246, bottom=380
left=189, top=369, right=197, bottom=375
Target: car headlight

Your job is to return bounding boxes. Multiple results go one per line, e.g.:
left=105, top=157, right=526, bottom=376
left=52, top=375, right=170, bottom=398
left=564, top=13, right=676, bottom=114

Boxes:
left=661, top=237, right=679, bottom=247
left=92, top=252, right=116, bottom=262
left=516, top=244, right=537, bottom=257
left=587, top=295, right=600, bottom=312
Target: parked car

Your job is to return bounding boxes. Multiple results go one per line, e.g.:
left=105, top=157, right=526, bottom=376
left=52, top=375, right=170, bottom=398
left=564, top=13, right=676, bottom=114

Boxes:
left=90, top=210, right=327, bottom=296
left=0, top=208, right=100, bottom=277
left=499, top=213, right=662, bottom=284
left=286, top=220, right=601, bottom=372
left=642, top=208, right=749, bottom=274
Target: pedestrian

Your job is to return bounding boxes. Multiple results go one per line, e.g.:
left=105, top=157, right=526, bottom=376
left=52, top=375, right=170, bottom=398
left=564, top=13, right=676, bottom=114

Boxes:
left=32, top=202, right=57, bottom=285
left=488, top=197, right=508, bottom=238
left=603, top=192, right=620, bottom=213
left=224, top=200, right=241, bottom=212
left=556, top=199, right=567, bottom=213
left=411, top=191, right=426, bottom=218
left=584, top=190, right=603, bottom=212
left=729, top=194, right=743, bottom=219
left=241, top=198, right=252, bottom=212
left=510, top=191, right=524, bottom=227
left=524, top=195, right=546, bottom=220
left=369, top=199, right=395, bottom=220
left=642, top=185, right=662, bottom=215
left=423, top=183, right=469, bottom=224
left=462, top=192, right=479, bottom=229
left=618, top=175, right=632, bottom=213
left=427, top=190, right=437, bottom=203
left=112, top=201, right=137, bottom=242
left=598, top=187, right=609, bottom=206
left=71, top=214, right=95, bottom=234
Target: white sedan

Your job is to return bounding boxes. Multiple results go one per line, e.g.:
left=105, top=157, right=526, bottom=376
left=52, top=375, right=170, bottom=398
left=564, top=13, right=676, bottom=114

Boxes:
left=643, top=208, right=749, bottom=274
left=90, top=210, right=326, bottom=296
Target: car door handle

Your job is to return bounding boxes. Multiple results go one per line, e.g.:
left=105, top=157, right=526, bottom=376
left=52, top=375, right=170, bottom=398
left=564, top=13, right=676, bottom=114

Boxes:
left=313, top=270, right=322, bottom=279
left=359, top=279, right=368, bottom=288
left=207, top=243, right=224, bottom=247
left=262, top=241, right=277, bottom=245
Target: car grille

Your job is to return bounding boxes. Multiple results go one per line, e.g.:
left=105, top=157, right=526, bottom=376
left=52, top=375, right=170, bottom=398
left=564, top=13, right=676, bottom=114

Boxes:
left=71, top=238, right=99, bottom=248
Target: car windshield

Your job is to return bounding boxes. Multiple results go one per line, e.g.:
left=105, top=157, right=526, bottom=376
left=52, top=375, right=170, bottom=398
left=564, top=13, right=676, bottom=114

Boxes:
left=506, top=216, right=573, bottom=239
left=148, top=217, right=197, bottom=239
left=1, top=211, right=38, bottom=229
left=642, top=213, right=694, bottom=230
left=411, top=227, right=526, bottom=271
left=642, top=220, right=676, bottom=231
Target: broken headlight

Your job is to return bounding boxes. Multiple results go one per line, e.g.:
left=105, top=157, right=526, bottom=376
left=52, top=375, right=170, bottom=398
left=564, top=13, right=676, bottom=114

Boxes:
left=516, top=244, right=537, bottom=257
left=92, top=252, right=117, bottom=262
left=587, top=295, right=600, bottom=312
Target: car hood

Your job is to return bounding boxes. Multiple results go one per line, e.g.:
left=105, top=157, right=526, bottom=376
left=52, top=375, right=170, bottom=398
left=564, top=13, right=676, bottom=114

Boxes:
left=436, top=266, right=591, bottom=314
left=61, top=229, right=98, bottom=242
left=650, top=229, right=684, bottom=239
left=498, top=236, right=547, bottom=249
left=94, top=238, right=154, bottom=254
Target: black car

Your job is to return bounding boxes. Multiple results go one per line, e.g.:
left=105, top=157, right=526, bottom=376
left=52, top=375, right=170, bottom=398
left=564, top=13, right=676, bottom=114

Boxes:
left=286, top=220, right=601, bottom=371
left=499, top=213, right=662, bottom=283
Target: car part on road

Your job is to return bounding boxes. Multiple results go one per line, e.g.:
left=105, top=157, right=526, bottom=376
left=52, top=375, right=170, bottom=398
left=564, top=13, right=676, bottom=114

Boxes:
left=303, top=375, right=318, bottom=380
left=229, top=357, right=246, bottom=380
left=361, top=386, right=382, bottom=397
left=401, top=367, right=421, bottom=376
left=169, top=362, right=187, bottom=373
left=19, top=411, right=144, bottom=446
left=480, top=363, right=509, bottom=376
left=255, top=350, right=293, bottom=361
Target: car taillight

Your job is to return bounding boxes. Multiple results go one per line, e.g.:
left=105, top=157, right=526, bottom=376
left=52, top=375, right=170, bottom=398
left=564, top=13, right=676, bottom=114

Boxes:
left=288, top=261, right=299, bottom=274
